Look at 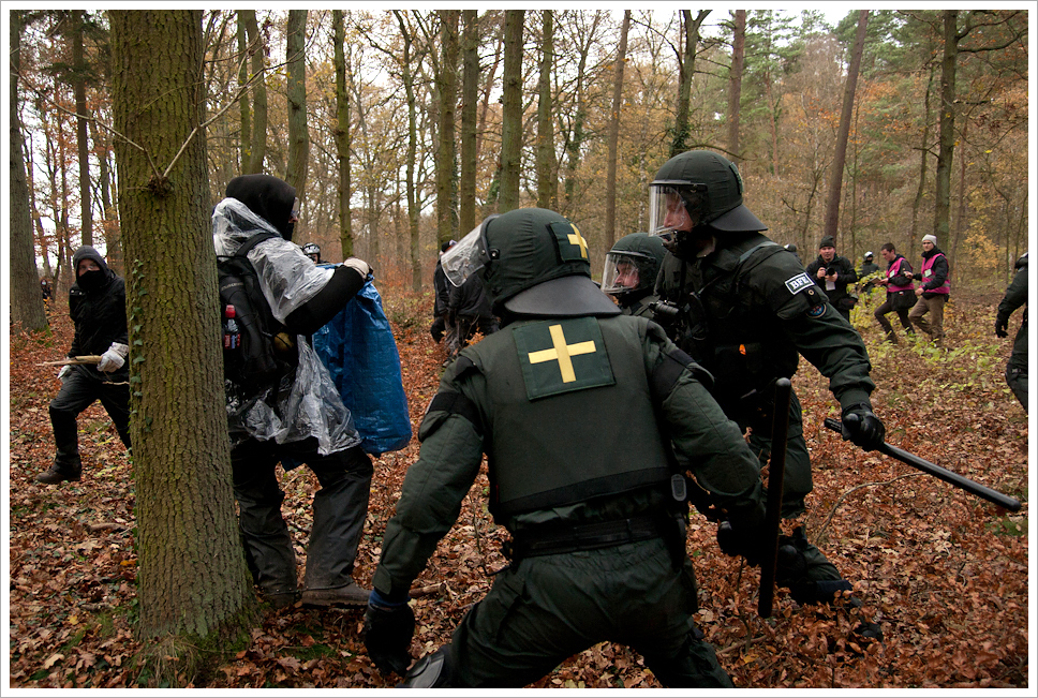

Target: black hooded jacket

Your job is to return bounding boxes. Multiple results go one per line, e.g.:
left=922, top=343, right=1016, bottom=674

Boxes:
left=68, top=246, right=128, bottom=372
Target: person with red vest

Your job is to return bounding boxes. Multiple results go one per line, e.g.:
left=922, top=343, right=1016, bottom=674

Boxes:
left=909, top=234, right=951, bottom=345
left=873, top=242, right=916, bottom=344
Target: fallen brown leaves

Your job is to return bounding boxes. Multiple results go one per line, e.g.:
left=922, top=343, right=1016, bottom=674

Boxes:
left=7, top=289, right=1029, bottom=689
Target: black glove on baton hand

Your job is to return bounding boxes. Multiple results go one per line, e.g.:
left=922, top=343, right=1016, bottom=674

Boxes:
left=995, top=318, right=1009, bottom=338
left=363, top=591, right=415, bottom=676
left=841, top=404, right=886, bottom=452
left=716, top=521, right=763, bottom=567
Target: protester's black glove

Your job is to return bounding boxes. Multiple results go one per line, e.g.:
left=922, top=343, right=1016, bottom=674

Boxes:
left=716, top=521, right=764, bottom=567
left=841, top=403, right=886, bottom=452
left=995, top=317, right=1009, bottom=338
left=363, top=589, right=415, bottom=676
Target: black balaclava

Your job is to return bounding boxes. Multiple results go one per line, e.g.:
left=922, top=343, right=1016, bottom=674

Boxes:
left=72, top=245, right=112, bottom=293
left=225, top=174, right=298, bottom=241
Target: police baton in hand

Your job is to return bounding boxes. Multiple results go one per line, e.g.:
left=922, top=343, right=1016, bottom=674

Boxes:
left=823, top=417, right=1021, bottom=512
left=758, top=378, right=792, bottom=618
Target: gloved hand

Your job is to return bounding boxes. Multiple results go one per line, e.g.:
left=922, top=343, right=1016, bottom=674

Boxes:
left=840, top=403, right=885, bottom=452
left=775, top=526, right=854, bottom=606
left=995, top=317, right=1009, bottom=338
left=716, top=521, right=763, bottom=567
left=57, top=365, right=72, bottom=381
left=363, top=589, right=415, bottom=676
left=343, top=257, right=372, bottom=278
left=97, top=342, right=130, bottom=372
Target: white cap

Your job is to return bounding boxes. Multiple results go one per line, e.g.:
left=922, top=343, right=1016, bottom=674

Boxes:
left=922, top=234, right=938, bottom=245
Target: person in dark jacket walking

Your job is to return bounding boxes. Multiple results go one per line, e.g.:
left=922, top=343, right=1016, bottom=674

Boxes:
left=430, top=240, right=455, bottom=343
left=873, top=243, right=916, bottom=344
left=908, top=234, right=951, bottom=346
left=38, top=246, right=131, bottom=484
left=805, top=236, right=858, bottom=322
left=446, top=272, right=498, bottom=357
left=996, top=252, right=1028, bottom=412
left=216, top=174, right=375, bottom=610
left=363, top=207, right=769, bottom=687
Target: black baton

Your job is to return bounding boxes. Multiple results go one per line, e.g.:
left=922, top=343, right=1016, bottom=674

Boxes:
left=823, top=417, right=1021, bottom=512
left=758, top=378, right=792, bottom=618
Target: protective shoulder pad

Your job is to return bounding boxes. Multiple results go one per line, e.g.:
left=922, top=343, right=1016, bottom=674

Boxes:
left=651, top=347, right=715, bottom=404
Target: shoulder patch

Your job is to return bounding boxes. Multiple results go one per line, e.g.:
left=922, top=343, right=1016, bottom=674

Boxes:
left=784, top=272, right=814, bottom=295
left=807, top=303, right=827, bottom=317
left=513, top=317, right=615, bottom=400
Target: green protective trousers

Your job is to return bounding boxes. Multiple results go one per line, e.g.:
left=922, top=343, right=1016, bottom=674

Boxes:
left=447, top=538, right=733, bottom=688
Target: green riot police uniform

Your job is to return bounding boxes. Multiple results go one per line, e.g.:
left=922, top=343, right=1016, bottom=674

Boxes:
left=366, top=208, right=767, bottom=688
left=996, top=254, right=1028, bottom=412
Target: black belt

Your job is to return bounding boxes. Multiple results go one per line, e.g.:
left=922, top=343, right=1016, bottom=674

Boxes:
left=502, top=515, right=665, bottom=560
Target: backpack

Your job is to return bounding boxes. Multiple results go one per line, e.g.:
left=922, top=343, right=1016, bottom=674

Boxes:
left=217, top=231, right=288, bottom=391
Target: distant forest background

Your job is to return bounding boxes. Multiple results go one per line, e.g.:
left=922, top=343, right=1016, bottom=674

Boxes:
left=9, top=8, right=1029, bottom=301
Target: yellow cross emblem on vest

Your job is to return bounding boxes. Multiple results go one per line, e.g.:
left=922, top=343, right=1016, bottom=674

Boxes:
left=527, top=324, right=597, bottom=383
left=567, top=226, right=589, bottom=259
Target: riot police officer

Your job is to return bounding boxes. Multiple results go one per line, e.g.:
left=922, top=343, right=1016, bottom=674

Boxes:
left=363, top=207, right=769, bottom=687
left=996, top=252, right=1028, bottom=412
left=649, top=150, right=886, bottom=607
left=600, top=232, right=666, bottom=317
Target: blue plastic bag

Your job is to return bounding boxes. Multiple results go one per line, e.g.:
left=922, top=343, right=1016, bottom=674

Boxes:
left=312, top=276, right=412, bottom=456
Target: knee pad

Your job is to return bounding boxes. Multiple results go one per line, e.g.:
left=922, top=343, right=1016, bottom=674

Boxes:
left=398, top=645, right=454, bottom=689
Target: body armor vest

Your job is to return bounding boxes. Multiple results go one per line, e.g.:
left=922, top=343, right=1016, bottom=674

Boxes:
left=466, top=316, right=672, bottom=518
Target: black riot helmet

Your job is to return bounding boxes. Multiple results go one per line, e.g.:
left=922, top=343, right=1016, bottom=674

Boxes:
left=302, top=242, right=321, bottom=263
left=440, top=208, right=619, bottom=318
left=601, top=233, right=666, bottom=300
left=1015, top=252, right=1029, bottom=271
left=648, top=150, right=766, bottom=239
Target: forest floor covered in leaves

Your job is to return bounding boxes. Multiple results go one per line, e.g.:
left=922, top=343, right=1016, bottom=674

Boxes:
left=6, top=286, right=1031, bottom=690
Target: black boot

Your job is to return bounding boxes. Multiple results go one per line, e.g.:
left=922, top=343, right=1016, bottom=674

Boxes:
left=36, top=459, right=82, bottom=484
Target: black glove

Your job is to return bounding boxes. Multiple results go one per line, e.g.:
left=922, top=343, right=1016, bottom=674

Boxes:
left=363, top=590, right=415, bottom=676
left=716, top=521, right=764, bottom=567
left=775, top=527, right=854, bottom=606
left=995, top=317, right=1009, bottom=338
left=840, top=403, right=885, bottom=452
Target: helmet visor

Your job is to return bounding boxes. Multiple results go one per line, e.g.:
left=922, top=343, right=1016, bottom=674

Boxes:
left=440, top=221, right=491, bottom=287
left=601, top=252, right=648, bottom=295
left=648, top=183, right=700, bottom=240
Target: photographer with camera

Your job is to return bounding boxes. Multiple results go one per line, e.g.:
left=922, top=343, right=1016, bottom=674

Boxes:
left=805, top=236, right=858, bottom=323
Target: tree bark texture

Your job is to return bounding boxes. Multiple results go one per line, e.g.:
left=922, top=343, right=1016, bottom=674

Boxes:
left=670, top=10, right=708, bottom=157
left=71, top=10, right=93, bottom=247
left=535, top=10, right=556, bottom=211
left=822, top=10, right=868, bottom=242
left=604, top=11, right=630, bottom=247
left=333, top=10, right=353, bottom=258
left=236, top=14, right=252, bottom=173
left=933, top=9, right=957, bottom=246
left=436, top=10, right=460, bottom=240
left=726, top=10, right=746, bottom=161
left=499, top=10, right=525, bottom=213
left=243, top=10, right=267, bottom=175
left=10, top=9, right=51, bottom=333
left=459, top=10, right=479, bottom=234
left=286, top=10, right=309, bottom=198
left=109, top=9, right=254, bottom=641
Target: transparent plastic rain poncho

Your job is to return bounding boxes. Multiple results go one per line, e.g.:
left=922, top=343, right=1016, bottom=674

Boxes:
left=213, top=197, right=361, bottom=456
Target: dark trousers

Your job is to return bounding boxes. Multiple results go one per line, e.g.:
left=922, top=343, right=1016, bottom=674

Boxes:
left=231, top=438, right=373, bottom=595
left=48, top=367, right=131, bottom=470
left=874, top=296, right=914, bottom=343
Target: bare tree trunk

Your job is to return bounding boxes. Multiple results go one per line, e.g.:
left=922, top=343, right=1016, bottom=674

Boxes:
left=237, top=13, right=252, bottom=171
left=393, top=10, right=422, bottom=290
left=10, top=8, right=50, bottom=333
left=459, top=9, right=479, bottom=233
left=933, top=10, right=957, bottom=246
left=726, top=10, right=746, bottom=161
left=333, top=10, right=353, bottom=258
left=286, top=10, right=309, bottom=198
left=109, top=9, right=255, bottom=664
left=243, top=10, right=267, bottom=174
left=71, top=10, right=93, bottom=247
left=604, top=11, right=630, bottom=247
left=909, top=65, right=935, bottom=260
left=436, top=10, right=460, bottom=239
left=670, top=10, right=709, bottom=157
left=535, top=10, right=556, bottom=210
left=499, top=10, right=525, bottom=212
left=822, top=10, right=868, bottom=242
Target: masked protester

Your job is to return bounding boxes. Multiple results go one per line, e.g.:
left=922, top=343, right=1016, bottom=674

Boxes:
left=215, top=174, right=375, bottom=609
left=38, top=246, right=131, bottom=484
left=363, top=208, right=769, bottom=688
left=996, top=252, right=1028, bottom=412
left=649, top=150, right=885, bottom=626
left=600, top=232, right=666, bottom=317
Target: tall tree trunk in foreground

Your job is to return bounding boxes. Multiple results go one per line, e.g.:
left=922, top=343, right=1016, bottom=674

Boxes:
left=604, top=11, right=630, bottom=247
left=499, top=10, right=525, bottom=213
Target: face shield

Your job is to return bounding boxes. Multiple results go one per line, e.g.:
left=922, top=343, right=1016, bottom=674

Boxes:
left=440, top=215, right=500, bottom=287
left=648, top=182, right=707, bottom=242
left=601, top=252, right=649, bottom=295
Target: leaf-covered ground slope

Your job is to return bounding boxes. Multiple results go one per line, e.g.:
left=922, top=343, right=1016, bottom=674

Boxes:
left=7, top=289, right=1029, bottom=689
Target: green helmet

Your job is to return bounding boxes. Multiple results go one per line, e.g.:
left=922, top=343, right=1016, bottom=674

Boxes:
left=601, top=233, right=666, bottom=299
left=476, top=208, right=620, bottom=317
left=648, top=150, right=766, bottom=236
